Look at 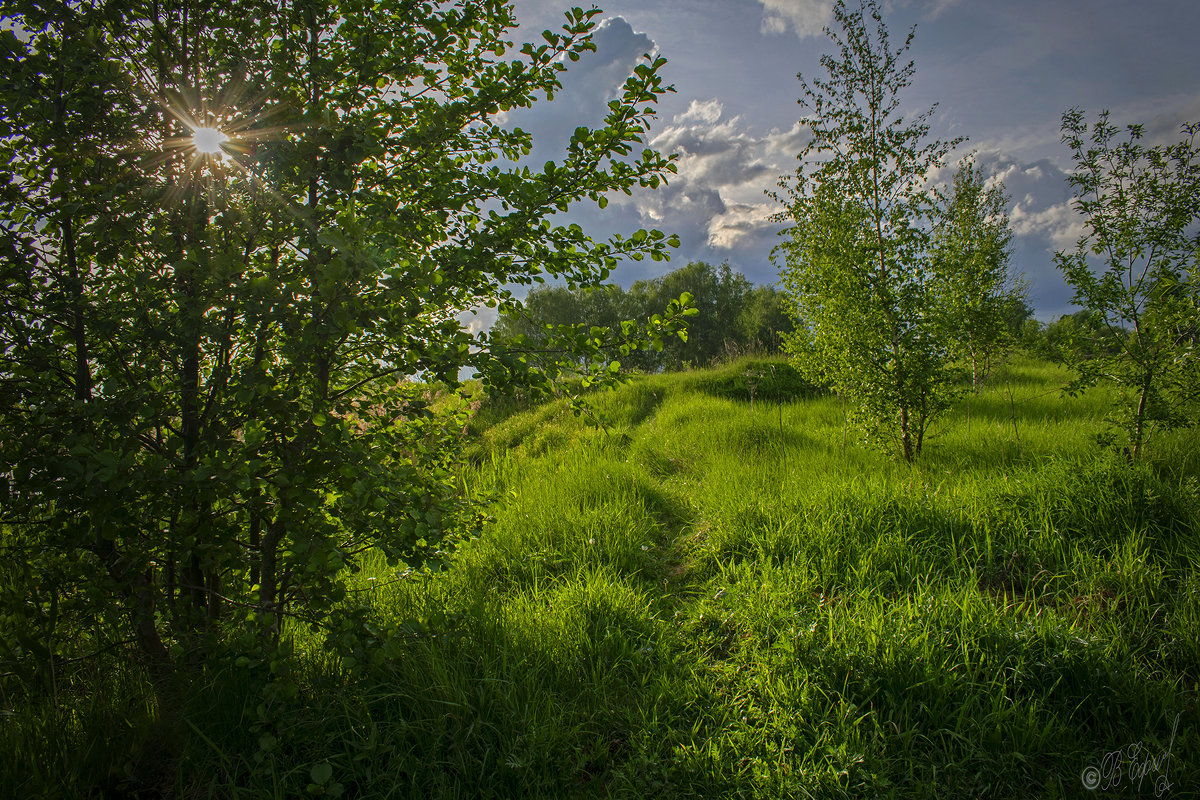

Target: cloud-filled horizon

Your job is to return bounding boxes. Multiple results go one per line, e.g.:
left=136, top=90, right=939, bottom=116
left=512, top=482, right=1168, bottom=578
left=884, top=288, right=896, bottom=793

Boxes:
left=494, top=0, right=1200, bottom=327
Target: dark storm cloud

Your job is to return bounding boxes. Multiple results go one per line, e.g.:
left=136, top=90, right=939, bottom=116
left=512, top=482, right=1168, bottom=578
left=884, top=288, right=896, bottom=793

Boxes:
left=507, top=16, right=657, bottom=164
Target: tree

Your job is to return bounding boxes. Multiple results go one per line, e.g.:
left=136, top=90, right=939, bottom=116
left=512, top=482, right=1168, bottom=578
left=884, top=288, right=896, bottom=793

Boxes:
left=931, top=158, right=1022, bottom=387
left=627, top=261, right=753, bottom=369
left=1055, top=109, right=1200, bottom=458
left=772, top=0, right=961, bottom=461
left=0, top=0, right=684, bottom=711
left=489, top=283, right=631, bottom=357
left=491, top=261, right=793, bottom=371
left=735, top=283, right=794, bottom=355
left=1039, top=310, right=1124, bottom=362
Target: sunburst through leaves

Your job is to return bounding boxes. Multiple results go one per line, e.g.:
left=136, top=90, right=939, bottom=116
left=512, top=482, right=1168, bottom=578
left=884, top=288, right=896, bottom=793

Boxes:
left=142, top=78, right=298, bottom=205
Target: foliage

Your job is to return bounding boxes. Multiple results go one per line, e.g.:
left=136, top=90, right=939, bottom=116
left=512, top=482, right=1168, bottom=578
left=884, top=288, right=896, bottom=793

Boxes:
left=0, top=0, right=686, bottom=712
left=1055, top=108, right=1200, bottom=457
left=629, top=261, right=791, bottom=368
left=1034, top=310, right=1124, bottom=362
left=492, top=261, right=793, bottom=371
left=931, top=158, right=1024, bottom=386
left=773, top=0, right=962, bottom=461
left=491, top=284, right=633, bottom=354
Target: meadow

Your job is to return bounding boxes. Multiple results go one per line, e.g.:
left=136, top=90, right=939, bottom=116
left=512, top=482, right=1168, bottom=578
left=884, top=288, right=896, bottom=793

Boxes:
left=3, top=355, right=1198, bottom=798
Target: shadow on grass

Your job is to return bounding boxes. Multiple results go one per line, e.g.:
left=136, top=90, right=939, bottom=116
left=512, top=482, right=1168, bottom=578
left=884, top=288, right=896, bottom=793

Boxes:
left=690, top=359, right=824, bottom=406
left=785, top=608, right=1195, bottom=799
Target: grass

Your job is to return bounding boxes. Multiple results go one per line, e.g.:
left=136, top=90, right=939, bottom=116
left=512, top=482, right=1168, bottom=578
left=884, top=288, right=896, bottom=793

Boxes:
left=2, top=354, right=1197, bottom=798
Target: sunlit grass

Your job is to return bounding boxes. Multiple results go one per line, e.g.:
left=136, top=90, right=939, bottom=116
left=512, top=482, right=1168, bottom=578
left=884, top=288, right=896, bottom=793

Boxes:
left=4, top=354, right=1197, bottom=798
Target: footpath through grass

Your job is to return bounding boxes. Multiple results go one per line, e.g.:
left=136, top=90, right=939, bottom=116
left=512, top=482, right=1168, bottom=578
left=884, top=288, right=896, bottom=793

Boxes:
left=5, top=356, right=1198, bottom=798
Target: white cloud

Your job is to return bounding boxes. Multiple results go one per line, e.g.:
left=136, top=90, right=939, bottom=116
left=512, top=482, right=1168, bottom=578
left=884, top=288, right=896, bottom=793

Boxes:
left=757, top=0, right=834, bottom=39
left=923, top=0, right=961, bottom=19
left=637, top=99, right=800, bottom=256
left=1009, top=202, right=1084, bottom=252
left=764, top=122, right=810, bottom=157
left=977, top=153, right=1082, bottom=251
left=963, top=150, right=1080, bottom=316
left=458, top=305, right=498, bottom=336
left=674, top=98, right=724, bottom=126
left=651, top=100, right=806, bottom=199
left=706, top=203, right=778, bottom=249
left=756, top=0, right=960, bottom=40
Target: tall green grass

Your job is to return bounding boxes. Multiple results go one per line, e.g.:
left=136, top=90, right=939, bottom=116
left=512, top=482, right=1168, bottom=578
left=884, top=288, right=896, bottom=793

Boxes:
left=3, top=355, right=1196, bottom=798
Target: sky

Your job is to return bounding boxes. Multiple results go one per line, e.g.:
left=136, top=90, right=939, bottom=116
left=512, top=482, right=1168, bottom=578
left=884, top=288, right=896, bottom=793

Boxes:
left=486, top=0, right=1200, bottom=324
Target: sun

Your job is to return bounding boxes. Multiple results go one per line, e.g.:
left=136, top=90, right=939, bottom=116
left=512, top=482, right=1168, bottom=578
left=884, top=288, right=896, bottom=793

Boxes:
left=145, top=81, right=301, bottom=204
left=192, top=126, right=228, bottom=155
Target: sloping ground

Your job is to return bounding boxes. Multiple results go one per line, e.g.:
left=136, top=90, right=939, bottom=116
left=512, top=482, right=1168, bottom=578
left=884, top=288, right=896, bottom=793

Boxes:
left=301, top=356, right=1196, bottom=798
left=14, top=357, right=1195, bottom=798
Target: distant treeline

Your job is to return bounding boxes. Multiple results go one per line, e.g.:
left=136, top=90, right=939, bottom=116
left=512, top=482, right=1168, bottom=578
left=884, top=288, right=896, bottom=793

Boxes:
left=1021, top=312, right=1110, bottom=359
left=492, top=261, right=794, bottom=371
left=1025, top=308, right=1199, bottom=360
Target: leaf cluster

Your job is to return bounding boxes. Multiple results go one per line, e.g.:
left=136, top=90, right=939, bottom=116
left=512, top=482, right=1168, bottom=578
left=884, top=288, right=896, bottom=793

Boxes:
left=0, top=0, right=680, bottom=703
left=1054, top=109, right=1200, bottom=453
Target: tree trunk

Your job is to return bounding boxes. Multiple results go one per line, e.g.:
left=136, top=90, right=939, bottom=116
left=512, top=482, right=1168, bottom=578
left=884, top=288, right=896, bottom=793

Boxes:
left=179, top=216, right=208, bottom=628
left=259, top=514, right=285, bottom=644
left=1131, top=371, right=1153, bottom=460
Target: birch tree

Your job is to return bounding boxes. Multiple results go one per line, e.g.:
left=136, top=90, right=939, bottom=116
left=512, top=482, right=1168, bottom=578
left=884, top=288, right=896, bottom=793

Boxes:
left=1056, top=109, right=1200, bottom=458
left=773, top=0, right=961, bottom=460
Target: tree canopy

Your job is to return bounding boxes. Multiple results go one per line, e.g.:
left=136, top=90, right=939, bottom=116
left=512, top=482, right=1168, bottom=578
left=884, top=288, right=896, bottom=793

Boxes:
left=0, top=0, right=685, bottom=708
left=931, top=158, right=1023, bottom=387
left=1055, top=109, right=1200, bottom=456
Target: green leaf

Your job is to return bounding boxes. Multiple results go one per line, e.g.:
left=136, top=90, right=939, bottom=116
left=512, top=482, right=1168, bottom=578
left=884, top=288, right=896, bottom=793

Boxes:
left=311, top=763, right=333, bottom=785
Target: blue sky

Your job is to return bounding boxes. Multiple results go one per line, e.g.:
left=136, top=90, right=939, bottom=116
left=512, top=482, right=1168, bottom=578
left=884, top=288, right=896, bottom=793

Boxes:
left=496, top=0, right=1200, bottom=321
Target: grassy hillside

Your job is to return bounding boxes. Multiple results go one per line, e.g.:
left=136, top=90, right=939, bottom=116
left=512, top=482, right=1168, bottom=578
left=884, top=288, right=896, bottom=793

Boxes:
left=6, top=356, right=1198, bottom=798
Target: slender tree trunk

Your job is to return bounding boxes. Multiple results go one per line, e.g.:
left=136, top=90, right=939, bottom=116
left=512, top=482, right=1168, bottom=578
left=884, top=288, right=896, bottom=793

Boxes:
left=131, top=572, right=178, bottom=711
left=259, top=513, right=285, bottom=644
left=179, top=204, right=207, bottom=626
left=65, top=197, right=177, bottom=699
left=305, top=8, right=334, bottom=405
left=1131, top=371, right=1152, bottom=460
left=868, top=85, right=915, bottom=462
left=63, top=216, right=92, bottom=403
